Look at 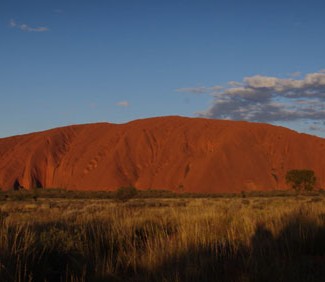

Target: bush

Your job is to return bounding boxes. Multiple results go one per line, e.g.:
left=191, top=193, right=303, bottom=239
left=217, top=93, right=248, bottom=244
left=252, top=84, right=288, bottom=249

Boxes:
left=286, top=169, right=316, bottom=192
left=115, top=186, right=138, bottom=202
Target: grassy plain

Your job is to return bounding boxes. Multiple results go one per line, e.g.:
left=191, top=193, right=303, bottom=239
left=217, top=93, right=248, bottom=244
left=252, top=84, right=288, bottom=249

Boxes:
left=1, top=192, right=325, bottom=281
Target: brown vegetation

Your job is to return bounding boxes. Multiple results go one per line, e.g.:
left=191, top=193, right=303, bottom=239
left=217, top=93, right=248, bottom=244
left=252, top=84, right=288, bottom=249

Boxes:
left=1, top=195, right=325, bottom=281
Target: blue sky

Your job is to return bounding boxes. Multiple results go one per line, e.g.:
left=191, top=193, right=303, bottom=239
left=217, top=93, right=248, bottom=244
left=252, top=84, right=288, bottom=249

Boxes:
left=1, top=0, right=325, bottom=138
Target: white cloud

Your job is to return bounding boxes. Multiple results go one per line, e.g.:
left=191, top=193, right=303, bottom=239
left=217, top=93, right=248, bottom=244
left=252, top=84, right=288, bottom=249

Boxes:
left=9, top=19, right=48, bottom=32
left=227, top=81, right=243, bottom=87
left=305, top=72, right=325, bottom=86
left=116, top=101, right=129, bottom=107
left=244, top=75, right=279, bottom=89
left=180, top=71, right=325, bottom=133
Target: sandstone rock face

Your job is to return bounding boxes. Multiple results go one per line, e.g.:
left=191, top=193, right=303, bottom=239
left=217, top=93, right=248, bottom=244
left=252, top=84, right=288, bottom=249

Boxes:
left=0, top=116, right=325, bottom=193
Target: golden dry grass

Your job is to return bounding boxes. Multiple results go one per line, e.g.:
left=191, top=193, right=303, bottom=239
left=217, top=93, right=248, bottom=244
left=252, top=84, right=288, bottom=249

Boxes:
left=1, top=196, right=325, bottom=281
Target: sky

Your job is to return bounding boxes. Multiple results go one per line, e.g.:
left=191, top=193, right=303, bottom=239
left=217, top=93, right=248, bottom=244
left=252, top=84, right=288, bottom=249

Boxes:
left=1, top=0, right=325, bottom=138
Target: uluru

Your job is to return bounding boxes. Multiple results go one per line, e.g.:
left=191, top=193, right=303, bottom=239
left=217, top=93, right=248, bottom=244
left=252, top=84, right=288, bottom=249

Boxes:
left=0, top=116, right=324, bottom=193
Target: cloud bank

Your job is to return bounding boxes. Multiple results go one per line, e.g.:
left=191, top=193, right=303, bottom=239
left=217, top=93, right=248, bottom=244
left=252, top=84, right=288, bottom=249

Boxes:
left=9, top=19, right=48, bottom=32
left=179, top=72, right=325, bottom=130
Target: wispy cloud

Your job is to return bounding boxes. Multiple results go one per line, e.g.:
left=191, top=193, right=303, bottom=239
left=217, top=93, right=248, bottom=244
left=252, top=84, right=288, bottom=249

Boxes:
left=9, top=19, right=48, bottom=32
left=176, top=87, right=209, bottom=94
left=176, top=85, right=223, bottom=94
left=227, top=81, right=243, bottom=87
left=180, top=71, right=325, bottom=133
left=116, top=101, right=129, bottom=107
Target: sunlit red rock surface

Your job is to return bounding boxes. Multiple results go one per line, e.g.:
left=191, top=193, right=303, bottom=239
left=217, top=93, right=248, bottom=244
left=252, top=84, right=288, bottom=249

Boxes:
left=1, top=116, right=325, bottom=193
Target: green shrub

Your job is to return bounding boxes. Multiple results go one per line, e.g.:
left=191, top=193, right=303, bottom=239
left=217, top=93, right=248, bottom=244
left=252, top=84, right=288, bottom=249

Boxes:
left=286, top=169, right=316, bottom=192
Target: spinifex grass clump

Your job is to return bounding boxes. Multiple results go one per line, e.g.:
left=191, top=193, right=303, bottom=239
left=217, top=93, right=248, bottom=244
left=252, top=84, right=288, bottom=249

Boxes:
left=1, top=197, right=325, bottom=281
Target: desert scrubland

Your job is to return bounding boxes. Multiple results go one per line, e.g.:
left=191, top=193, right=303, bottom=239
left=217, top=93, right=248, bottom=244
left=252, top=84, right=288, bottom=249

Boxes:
left=1, top=193, right=325, bottom=281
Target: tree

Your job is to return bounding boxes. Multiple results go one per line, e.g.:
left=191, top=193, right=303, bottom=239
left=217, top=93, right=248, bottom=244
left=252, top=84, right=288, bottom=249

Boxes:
left=285, top=169, right=316, bottom=192
left=115, top=186, right=138, bottom=202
